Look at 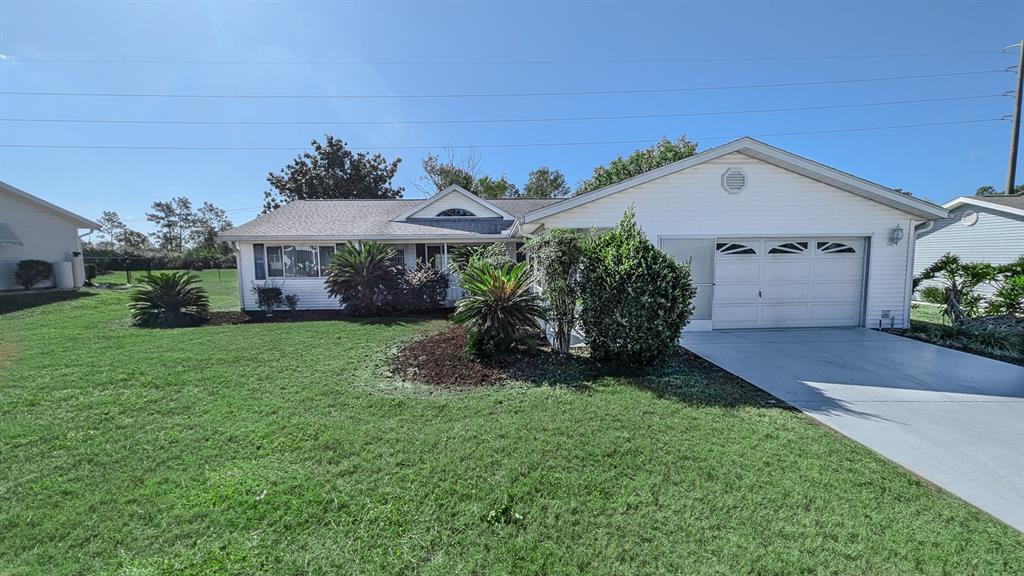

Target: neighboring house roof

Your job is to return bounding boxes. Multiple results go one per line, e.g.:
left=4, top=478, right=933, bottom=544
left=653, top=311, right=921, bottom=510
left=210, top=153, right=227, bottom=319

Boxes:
left=219, top=197, right=565, bottom=241
left=394, top=185, right=516, bottom=221
left=942, top=195, right=1024, bottom=218
left=0, top=222, right=23, bottom=246
left=0, top=179, right=101, bottom=229
left=523, top=137, right=948, bottom=222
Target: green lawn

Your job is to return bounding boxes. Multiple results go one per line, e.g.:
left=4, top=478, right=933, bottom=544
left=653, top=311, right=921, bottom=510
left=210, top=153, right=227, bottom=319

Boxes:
left=910, top=301, right=949, bottom=326
left=92, top=269, right=240, bottom=311
left=1, top=290, right=1022, bottom=575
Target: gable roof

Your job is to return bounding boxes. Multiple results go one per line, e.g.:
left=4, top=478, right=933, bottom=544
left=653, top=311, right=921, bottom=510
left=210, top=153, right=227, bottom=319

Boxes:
left=943, top=195, right=1024, bottom=218
left=0, top=179, right=100, bottom=229
left=393, top=185, right=515, bottom=221
left=218, top=197, right=564, bottom=241
left=523, top=137, right=948, bottom=222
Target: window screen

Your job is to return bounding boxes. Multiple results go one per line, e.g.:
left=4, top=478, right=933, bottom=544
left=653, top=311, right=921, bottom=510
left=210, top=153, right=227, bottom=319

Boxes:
left=318, top=245, right=336, bottom=275
left=253, top=243, right=266, bottom=280
left=266, top=246, right=284, bottom=277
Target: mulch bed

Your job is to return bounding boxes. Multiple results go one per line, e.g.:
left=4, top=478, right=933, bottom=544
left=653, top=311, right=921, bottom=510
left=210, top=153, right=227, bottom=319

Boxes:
left=392, top=326, right=511, bottom=388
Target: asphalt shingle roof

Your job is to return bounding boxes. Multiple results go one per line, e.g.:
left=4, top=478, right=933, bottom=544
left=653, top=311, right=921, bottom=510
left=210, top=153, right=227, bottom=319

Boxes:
left=975, top=195, right=1024, bottom=211
left=219, top=198, right=565, bottom=240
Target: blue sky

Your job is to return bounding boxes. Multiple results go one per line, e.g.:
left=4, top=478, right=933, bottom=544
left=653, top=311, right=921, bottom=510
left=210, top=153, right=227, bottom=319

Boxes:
left=1, top=0, right=1022, bottom=233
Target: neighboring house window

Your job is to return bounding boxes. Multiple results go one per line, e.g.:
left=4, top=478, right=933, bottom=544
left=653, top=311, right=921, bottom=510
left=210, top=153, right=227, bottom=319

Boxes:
left=266, top=246, right=284, bottom=277
left=436, top=208, right=475, bottom=217
left=390, top=249, right=406, bottom=268
left=318, top=245, right=336, bottom=275
left=253, top=243, right=266, bottom=280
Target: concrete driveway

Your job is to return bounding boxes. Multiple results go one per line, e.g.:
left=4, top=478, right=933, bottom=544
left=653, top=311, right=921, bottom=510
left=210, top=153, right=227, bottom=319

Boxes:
left=682, top=328, right=1024, bottom=531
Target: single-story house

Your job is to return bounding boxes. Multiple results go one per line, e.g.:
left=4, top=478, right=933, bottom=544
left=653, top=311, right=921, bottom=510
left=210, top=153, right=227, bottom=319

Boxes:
left=220, top=137, right=948, bottom=330
left=0, top=180, right=99, bottom=291
left=915, top=194, right=1024, bottom=297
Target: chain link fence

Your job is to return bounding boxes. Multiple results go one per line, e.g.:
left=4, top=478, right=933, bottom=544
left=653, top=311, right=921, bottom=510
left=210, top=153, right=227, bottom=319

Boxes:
left=84, top=256, right=236, bottom=284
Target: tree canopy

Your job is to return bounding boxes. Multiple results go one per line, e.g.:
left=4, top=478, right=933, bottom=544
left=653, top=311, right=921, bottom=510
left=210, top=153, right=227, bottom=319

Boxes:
left=576, top=136, right=698, bottom=195
left=474, top=175, right=520, bottom=199
left=523, top=167, right=571, bottom=198
left=263, top=135, right=403, bottom=212
left=976, top=184, right=1024, bottom=196
left=146, top=197, right=232, bottom=254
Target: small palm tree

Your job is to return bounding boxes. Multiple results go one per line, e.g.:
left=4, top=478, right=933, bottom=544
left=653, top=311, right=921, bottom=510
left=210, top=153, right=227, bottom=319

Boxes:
left=914, top=253, right=997, bottom=325
left=324, top=242, right=401, bottom=316
left=452, top=259, right=547, bottom=357
left=129, top=272, right=210, bottom=327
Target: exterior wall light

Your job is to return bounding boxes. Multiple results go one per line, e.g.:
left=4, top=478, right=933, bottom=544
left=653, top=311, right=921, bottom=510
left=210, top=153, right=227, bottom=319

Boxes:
left=888, top=223, right=904, bottom=246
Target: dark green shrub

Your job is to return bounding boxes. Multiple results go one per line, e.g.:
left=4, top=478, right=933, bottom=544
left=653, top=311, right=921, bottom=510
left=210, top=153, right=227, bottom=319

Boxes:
left=324, top=241, right=401, bottom=316
left=578, top=207, right=695, bottom=364
left=395, top=262, right=449, bottom=312
left=284, top=294, right=300, bottom=312
left=451, top=259, right=547, bottom=358
left=14, top=260, right=53, bottom=290
left=84, top=263, right=98, bottom=281
left=449, top=242, right=513, bottom=273
left=986, top=275, right=1024, bottom=316
left=252, top=284, right=284, bottom=315
left=129, top=272, right=209, bottom=327
left=525, top=229, right=586, bottom=354
left=919, top=286, right=946, bottom=306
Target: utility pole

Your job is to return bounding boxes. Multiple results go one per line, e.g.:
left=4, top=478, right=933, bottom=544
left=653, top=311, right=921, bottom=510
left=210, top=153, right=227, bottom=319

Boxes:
left=1006, top=40, right=1024, bottom=195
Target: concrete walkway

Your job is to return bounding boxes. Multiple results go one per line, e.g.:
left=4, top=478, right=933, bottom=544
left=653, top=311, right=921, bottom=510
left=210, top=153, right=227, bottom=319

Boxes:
left=682, top=328, right=1024, bottom=531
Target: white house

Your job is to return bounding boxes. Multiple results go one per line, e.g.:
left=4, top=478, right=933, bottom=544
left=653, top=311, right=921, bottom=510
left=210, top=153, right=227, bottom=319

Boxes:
left=915, top=195, right=1024, bottom=297
left=0, top=180, right=100, bottom=291
left=220, top=137, right=948, bottom=330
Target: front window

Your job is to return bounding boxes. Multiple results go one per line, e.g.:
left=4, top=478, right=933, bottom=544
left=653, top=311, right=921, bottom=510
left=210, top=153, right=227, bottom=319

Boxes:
left=254, top=244, right=349, bottom=278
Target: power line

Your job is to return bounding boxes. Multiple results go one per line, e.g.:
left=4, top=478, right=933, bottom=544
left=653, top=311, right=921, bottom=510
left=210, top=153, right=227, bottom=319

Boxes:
left=0, top=118, right=1005, bottom=152
left=0, top=93, right=1005, bottom=127
left=0, top=50, right=1007, bottom=65
left=0, top=69, right=1007, bottom=100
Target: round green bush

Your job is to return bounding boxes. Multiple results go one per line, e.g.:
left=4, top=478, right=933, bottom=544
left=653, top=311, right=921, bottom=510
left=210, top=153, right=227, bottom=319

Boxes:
left=578, top=207, right=695, bottom=364
left=14, top=259, right=53, bottom=290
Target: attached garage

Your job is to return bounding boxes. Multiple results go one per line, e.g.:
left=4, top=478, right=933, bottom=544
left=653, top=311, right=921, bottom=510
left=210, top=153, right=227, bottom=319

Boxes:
left=521, top=137, right=949, bottom=331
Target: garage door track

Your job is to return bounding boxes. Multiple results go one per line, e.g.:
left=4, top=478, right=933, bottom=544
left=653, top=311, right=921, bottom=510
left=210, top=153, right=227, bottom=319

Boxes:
left=682, top=328, right=1024, bottom=531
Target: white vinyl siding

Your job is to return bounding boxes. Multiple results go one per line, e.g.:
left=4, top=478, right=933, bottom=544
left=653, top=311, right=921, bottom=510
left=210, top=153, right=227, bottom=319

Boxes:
left=237, top=241, right=417, bottom=310
left=0, top=189, right=86, bottom=290
left=533, top=152, right=920, bottom=328
left=915, top=205, right=1024, bottom=297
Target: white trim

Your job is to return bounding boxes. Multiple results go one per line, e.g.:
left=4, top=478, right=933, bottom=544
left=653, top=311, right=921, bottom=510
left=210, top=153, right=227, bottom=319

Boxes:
left=523, top=137, right=948, bottom=222
left=941, top=196, right=1024, bottom=218
left=0, top=179, right=101, bottom=229
left=903, top=219, right=918, bottom=329
left=392, top=185, right=515, bottom=221
left=220, top=234, right=512, bottom=242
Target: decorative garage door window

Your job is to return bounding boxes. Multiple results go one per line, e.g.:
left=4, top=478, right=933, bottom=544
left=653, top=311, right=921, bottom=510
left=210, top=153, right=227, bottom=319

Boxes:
left=767, top=241, right=808, bottom=255
left=716, top=242, right=757, bottom=255
left=816, top=241, right=857, bottom=254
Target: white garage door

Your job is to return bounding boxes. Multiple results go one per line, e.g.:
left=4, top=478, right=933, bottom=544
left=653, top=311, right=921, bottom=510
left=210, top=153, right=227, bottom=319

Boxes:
left=713, top=238, right=865, bottom=329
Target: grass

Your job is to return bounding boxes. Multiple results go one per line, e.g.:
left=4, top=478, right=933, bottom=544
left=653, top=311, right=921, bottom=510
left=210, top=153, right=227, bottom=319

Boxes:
left=910, top=301, right=949, bottom=327
left=92, top=268, right=240, bottom=311
left=0, top=291, right=1022, bottom=575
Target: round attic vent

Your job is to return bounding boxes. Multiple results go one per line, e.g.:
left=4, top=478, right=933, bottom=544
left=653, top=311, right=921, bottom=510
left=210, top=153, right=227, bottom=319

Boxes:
left=961, top=210, right=978, bottom=227
left=721, top=168, right=747, bottom=194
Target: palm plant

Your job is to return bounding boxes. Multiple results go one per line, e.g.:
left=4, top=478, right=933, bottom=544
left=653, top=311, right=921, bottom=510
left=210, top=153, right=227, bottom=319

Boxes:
left=129, top=272, right=210, bottom=327
left=451, top=259, right=547, bottom=357
left=914, top=253, right=996, bottom=325
left=323, top=241, right=401, bottom=316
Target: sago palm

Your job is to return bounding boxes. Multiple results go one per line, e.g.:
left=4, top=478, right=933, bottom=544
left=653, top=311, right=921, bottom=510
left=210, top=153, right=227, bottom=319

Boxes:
left=452, top=259, right=547, bottom=357
left=324, top=241, right=401, bottom=316
left=129, top=272, right=210, bottom=328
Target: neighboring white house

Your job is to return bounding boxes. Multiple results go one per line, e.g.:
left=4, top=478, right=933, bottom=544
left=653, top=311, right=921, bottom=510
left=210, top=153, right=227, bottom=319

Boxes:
left=914, top=195, right=1024, bottom=297
left=220, top=137, right=948, bottom=330
left=0, top=180, right=100, bottom=291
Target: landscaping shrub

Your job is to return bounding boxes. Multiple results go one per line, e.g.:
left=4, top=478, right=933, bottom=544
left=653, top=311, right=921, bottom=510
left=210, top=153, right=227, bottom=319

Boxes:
left=128, top=271, right=210, bottom=328
left=452, top=259, right=546, bottom=358
left=84, top=263, right=98, bottom=281
left=324, top=241, right=400, bottom=316
left=14, top=260, right=53, bottom=290
left=910, top=320, right=1023, bottom=359
left=525, top=229, right=586, bottom=354
left=284, top=294, right=300, bottom=312
left=985, top=257, right=1024, bottom=317
left=449, top=242, right=513, bottom=273
left=579, top=207, right=695, bottom=364
left=914, top=253, right=996, bottom=324
left=395, top=262, right=449, bottom=312
left=252, top=283, right=284, bottom=315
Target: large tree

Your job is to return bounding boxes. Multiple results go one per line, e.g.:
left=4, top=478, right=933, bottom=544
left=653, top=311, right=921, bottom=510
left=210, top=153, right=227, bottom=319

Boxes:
left=189, top=202, right=233, bottom=248
left=577, top=136, right=698, bottom=195
left=147, top=197, right=194, bottom=254
left=523, top=167, right=571, bottom=198
left=419, top=147, right=480, bottom=194
left=474, top=175, right=520, bottom=199
left=976, top=184, right=1024, bottom=196
left=264, top=135, right=403, bottom=212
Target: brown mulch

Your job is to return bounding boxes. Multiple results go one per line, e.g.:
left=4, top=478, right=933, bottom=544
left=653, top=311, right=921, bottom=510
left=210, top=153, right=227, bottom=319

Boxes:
left=392, top=326, right=510, bottom=388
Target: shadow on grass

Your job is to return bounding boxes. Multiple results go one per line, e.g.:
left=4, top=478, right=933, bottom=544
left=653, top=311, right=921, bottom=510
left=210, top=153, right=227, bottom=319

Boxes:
left=0, top=290, right=96, bottom=315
